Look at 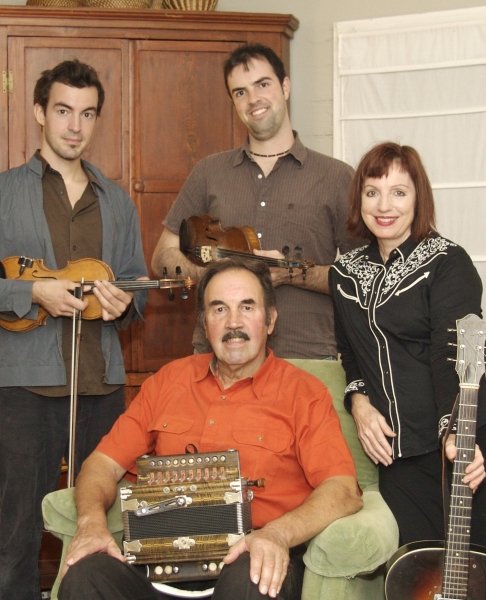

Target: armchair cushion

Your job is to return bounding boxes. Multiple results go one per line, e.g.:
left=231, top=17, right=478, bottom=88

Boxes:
left=285, top=359, right=378, bottom=490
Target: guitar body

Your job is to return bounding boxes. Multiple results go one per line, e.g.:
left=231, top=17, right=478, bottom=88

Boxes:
left=385, top=541, right=486, bottom=600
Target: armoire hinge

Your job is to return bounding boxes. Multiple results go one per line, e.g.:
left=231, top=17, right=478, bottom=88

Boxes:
left=2, top=71, right=13, bottom=94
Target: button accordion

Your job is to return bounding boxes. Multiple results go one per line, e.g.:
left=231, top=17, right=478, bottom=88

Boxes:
left=120, top=449, right=258, bottom=584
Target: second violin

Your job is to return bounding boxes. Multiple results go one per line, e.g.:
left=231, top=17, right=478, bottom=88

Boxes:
left=179, top=214, right=315, bottom=278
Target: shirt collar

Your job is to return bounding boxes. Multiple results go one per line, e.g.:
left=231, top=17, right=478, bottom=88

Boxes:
left=34, top=149, right=103, bottom=195
left=193, top=349, right=277, bottom=400
left=233, top=131, right=306, bottom=168
left=366, top=235, right=419, bottom=264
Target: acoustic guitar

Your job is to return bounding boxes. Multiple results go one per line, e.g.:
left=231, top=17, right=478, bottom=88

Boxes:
left=179, top=214, right=315, bottom=279
left=384, top=314, right=486, bottom=600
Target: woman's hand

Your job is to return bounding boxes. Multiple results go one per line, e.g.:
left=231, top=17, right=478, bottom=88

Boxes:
left=351, top=393, right=396, bottom=466
left=444, top=434, right=486, bottom=492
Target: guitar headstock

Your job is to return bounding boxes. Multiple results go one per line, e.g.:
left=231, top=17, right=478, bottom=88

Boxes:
left=455, top=314, right=486, bottom=388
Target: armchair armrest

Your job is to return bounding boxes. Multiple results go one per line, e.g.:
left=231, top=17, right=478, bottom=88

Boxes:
left=304, top=487, right=399, bottom=579
left=42, top=482, right=126, bottom=600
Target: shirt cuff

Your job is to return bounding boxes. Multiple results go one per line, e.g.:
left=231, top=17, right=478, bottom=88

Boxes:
left=344, top=379, right=368, bottom=413
left=438, top=414, right=457, bottom=440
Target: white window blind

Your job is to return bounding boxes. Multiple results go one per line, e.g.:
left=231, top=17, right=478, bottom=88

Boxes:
left=334, top=7, right=486, bottom=306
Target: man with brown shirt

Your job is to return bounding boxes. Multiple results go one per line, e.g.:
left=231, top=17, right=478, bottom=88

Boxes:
left=0, top=60, right=147, bottom=600
left=152, top=43, right=358, bottom=359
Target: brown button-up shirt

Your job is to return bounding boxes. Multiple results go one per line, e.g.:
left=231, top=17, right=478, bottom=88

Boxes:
left=26, top=151, right=120, bottom=396
left=164, top=134, right=358, bottom=358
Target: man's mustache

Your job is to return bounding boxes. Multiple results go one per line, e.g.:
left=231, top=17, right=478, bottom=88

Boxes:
left=222, top=330, right=250, bottom=342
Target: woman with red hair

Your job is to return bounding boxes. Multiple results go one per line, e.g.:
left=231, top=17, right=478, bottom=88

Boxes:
left=330, top=141, right=486, bottom=546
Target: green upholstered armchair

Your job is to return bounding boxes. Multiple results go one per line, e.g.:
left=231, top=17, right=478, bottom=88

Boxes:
left=42, top=359, right=398, bottom=600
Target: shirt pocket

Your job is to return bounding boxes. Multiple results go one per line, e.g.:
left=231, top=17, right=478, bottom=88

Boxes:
left=149, top=415, right=195, bottom=456
left=232, top=427, right=292, bottom=489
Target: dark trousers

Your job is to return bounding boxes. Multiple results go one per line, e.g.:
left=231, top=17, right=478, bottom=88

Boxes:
left=379, top=424, right=486, bottom=547
left=59, top=549, right=306, bottom=600
left=0, top=387, right=125, bottom=600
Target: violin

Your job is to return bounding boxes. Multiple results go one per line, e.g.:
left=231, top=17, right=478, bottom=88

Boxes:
left=179, top=215, right=315, bottom=279
left=0, top=256, right=195, bottom=333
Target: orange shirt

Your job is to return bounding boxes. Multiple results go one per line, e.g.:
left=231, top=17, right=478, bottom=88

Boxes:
left=97, top=351, right=356, bottom=528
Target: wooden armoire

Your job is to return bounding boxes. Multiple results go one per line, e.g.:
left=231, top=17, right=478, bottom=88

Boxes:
left=0, top=6, right=298, bottom=406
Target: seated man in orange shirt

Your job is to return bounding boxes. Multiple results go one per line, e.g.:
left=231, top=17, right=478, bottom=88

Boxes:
left=58, top=257, right=362, bottom=600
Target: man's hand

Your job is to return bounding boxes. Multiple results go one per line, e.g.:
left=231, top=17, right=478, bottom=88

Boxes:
left=32, top=279, right=88, bottom=317
left=224, top=527, right=290, bottom=598
left=444, top=434, right=486, bottom=492
left=351, top=393, right=396, bottom=466
left=90, top=276, right=149, bottom=321
left=61, top=518, right=124, bottom=579
left=252, top=248, right=331, bottom=294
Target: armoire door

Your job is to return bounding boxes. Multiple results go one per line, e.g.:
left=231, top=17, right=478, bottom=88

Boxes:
left=130, top=40, right=247, bottom=373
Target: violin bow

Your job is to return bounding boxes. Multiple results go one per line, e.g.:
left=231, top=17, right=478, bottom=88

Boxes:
left=67, top=281, right=84, bottom=488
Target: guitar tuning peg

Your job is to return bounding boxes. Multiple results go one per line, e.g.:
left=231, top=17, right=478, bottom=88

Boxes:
left=168, top=289, right=175, bottom=301
left=282, top=246, right=290, bottom=259
left=447, top=358, right=457, bottom=362
left=163, top=267, right=169, bottom=280
left=294, top=246, right=303, bottom=260
left=181, top=287, right=189, bottom=301
left=447, top=328, right=457, bottom=332
left=447, top=342, right=458, bottom=347
left=288, top=266, right=294, bottom=280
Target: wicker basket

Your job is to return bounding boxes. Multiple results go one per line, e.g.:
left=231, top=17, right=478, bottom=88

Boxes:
left=83, top=0, right=151, bottom=7
left=163, top=0, right=217, bottom=10
left=27, top=0, right=83, bottom=6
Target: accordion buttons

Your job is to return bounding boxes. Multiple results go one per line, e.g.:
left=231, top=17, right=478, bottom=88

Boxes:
left=209, top=563, right=218, bottom=572
left=154, top=566, right=163, bottom=575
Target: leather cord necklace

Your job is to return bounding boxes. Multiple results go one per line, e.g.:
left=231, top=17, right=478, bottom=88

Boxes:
left=250, top=148, right=291, bottom=158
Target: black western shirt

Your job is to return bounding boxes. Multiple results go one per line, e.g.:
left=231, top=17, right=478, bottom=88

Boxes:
left=330, top=235, right=485, bottom=460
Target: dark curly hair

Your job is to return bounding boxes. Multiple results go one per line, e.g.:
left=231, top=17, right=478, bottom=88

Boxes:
left=34, top=59, right=105, bottom=116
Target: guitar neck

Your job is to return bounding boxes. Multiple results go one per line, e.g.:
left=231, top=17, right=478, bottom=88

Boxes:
left=443, top=385, right=479, bottom=599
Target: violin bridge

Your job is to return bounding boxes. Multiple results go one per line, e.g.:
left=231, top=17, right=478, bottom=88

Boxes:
left=200, top=246, right=213, bottom=263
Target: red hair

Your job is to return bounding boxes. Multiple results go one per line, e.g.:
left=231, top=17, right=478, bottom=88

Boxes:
left=347, top=142, right=437, bottom=242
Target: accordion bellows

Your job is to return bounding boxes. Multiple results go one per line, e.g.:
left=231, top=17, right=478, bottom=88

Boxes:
left=120, top=449, right=253, bottom=583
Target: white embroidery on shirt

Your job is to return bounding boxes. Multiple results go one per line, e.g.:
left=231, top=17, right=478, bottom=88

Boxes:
left=338, top=237, right=455, bottom=301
